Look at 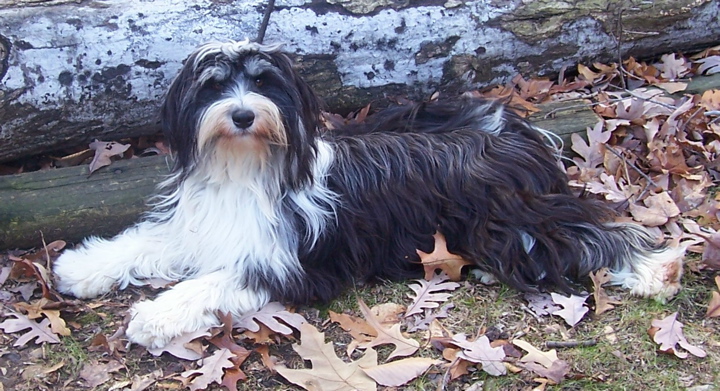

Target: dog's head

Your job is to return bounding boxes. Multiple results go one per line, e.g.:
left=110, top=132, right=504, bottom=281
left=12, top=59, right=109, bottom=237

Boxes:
left=162, top=40, right=321, bottom=187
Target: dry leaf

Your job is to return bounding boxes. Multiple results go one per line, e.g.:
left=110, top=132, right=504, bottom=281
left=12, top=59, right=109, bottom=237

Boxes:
left=235, top=302, right=306, bottom=335
left=0, top=311, right=61, bottom=346
left=275, top=323, right=377, bottom=391
left=405, top=273, right=459, bottom=317
left=524, top=293, right=561, bottom=317
left=79, top=360, right=124, bottom=388
left=589, top=268, right=622, bottom=315
left=550, top=293, right=589, bottom=327
left=15, top=298, right=71, bottom=336
left=707, top=276, right=720, bottom=318
left=147, top=329, right=210, bottom=360
left=648, top=312, right=706, bottom=359
left=358, top=299, right=419, bottom=360
left=450, top=334, right=506, bottom=376
left=417, top=231, right=471, bottom=281
left=513, top=339, right=569, bottom=383
left=571, top=122, right=611, bottom=169
left=88, top=140, right=131, bottom=174
left=361, top=357, right=441, bottom=386
left=181, top=348, right=236, bottom=391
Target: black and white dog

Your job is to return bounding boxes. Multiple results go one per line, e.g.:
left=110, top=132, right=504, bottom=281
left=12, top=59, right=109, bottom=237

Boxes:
left=53, top=40, right=683, bottom=348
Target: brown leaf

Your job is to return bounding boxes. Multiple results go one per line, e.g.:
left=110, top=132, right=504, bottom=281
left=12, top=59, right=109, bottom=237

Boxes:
left=88, top=140, right=131, bottom=174
left=329, top=310, right=376, bottom=351
left=513, top=339, right=559, bottom=369
left=361, top=357, right=441, bottom=387
left=524, top=293, right=561, bottom=317
left=235, top=302, right=306, bottom=335
left=405, top=273, right=459, bottom=317
left=417, top=232, right=471, bottom=281
left=181, top=348, right=236, bottom=391
left=275, top=323, right=377, bottom=391
left=648, top=312, right=706, bottom=359
left=571, top=122, right=611, bottom=169
left=550, top=293, right=589, bottom=327
left=15, top=298, right=71, bottom=336
left=79, top=360, right=124, bottom=388
left=209, top=313, right=251, bottom=389
left=0, top=311, right=61, bottom=346
left=147, top=329, right=210, bottom=360
left=707, top=276, right=720, bottom=318
left=589, top=268, right=622, bottom=315
left=450, top=334, right=506, bottom=376
left=357, top=299, right=419, bottom=360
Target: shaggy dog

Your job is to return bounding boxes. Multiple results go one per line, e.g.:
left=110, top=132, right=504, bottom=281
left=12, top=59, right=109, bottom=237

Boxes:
left=53, top=40, right=683, bottom=348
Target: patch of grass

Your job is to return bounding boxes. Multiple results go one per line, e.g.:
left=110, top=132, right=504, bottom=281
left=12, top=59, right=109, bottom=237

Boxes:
left=46, top=335, right=89, bottom=377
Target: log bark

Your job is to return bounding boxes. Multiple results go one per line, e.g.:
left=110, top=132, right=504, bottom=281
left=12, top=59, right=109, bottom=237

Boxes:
left=1, top=0, right=719, bottom=162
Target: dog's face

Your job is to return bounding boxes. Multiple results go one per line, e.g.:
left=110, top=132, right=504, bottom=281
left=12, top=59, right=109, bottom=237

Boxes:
left=161, top=40, right=321, bottom=187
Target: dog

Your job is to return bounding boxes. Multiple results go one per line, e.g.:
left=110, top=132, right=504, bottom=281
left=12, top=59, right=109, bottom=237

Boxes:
left=53, top=40, right=684, bottom=349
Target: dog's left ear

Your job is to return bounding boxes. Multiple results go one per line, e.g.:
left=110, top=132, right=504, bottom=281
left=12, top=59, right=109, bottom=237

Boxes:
left=270, top=52, right=323, bottom=133
left=268, top=51, right=323, bottom=188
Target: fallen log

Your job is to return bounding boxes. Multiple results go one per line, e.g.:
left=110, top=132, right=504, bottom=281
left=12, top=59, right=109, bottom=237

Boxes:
left=1, top=0, right=719, bottom=162
left=1, top=98, right=603, bottom=250
left=3, top=73, right=719, bottom=250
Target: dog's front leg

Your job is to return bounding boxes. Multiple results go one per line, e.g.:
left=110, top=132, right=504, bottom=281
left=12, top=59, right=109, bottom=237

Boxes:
left=125, top=270, right=269, bottom=349
left=53, top=222, right=169, bottom=299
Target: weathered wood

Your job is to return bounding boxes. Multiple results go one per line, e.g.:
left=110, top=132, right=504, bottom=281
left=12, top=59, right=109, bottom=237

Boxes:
left=0, top=100, right=600, bottom=250
left=1, top=0, right=718, bottom=162
left=0, top=155, right=171, bottom=249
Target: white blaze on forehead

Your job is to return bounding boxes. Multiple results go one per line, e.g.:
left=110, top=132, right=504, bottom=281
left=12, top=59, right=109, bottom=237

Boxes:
left=191, top=39, right=283, bottom=70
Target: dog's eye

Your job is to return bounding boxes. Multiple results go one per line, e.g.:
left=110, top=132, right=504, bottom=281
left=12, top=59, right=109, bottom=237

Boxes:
left=254, top=77, right=264, bottom=88
left=211, top=81, right=223, bottom=90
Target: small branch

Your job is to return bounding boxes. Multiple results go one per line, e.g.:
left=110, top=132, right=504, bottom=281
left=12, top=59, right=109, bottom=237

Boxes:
left=255, top=0, right=276, bottom=44
left=545, top=339, right=597, bottom=349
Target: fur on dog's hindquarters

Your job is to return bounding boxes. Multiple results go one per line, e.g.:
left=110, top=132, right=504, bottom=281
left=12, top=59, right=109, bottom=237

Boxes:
left=287, top=100, right=682, bottom=305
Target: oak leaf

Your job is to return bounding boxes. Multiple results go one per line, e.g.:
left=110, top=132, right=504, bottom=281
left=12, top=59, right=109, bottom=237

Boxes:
left=513, top=339, right=569, bottom=383
left=407, top=303, right=454, bottom=333
left=571, top=122, right=611, bottom=169
left=147, top=329, right=209, bottom=360
left=707, top=276, right=720, bottom=318
left=450, top=334, right=506, bottom=376
left=0, top=311, right=60, bottom=346
left=275, top=323, right=377, bottom=391
left=550, top=293, right=589, bottom=327
left=79, top=360, right=124, bottom=388
left=649, top=312, right=707, bottom=359
left=405, top=272, right=459, bottom=317
left=181, top=348, right=236, bottom=391
left=361, top=357, right=441, bottom=386
left=357, top=299, right=419, bottom=360
left=417, top=232, right=471, bottom=281
left=15, top=298, right=71, bottom=336
left=589, top=268, right=622, bottom=315
left=210, top=313, right=251, bottom=390
left=524, top=293, right=560, bottom=317
left=329, top=310, right=376, bottom=355
left=235, top=302, right=306, bottom=335
left=88, top=140, right=131, bottom=174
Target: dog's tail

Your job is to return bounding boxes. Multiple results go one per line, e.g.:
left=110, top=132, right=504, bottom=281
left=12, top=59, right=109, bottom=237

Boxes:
left=545, top=221, right=684, bottom=301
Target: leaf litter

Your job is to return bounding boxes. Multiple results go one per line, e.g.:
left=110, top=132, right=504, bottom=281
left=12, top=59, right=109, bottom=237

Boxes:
left=2, top=48, right=720, bottom=390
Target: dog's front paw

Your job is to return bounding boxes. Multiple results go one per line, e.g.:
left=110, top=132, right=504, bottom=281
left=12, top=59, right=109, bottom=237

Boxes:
left=53, top=247, right=119, bottom=299
left=126, top=299, right=219, bottom=349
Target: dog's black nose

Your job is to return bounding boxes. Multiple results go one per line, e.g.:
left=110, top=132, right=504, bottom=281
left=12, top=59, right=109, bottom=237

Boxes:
left=232, top=110, right=255, bottom=129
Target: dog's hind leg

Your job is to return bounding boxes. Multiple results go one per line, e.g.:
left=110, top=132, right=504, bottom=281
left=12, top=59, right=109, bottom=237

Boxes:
left=53, top=222, right=171, bottom=299
left=125, top=270, right=269, bottom=348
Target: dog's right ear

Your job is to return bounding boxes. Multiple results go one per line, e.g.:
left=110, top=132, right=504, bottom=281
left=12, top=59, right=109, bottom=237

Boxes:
left=161, top=53, right=203, bottom=172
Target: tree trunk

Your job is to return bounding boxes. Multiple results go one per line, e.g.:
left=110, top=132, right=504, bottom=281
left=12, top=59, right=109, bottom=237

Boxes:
left=1, top=0, right=718, bottom=162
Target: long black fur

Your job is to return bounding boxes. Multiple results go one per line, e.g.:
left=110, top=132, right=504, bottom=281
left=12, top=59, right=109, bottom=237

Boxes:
left=159, top=43, right=667, bottom=306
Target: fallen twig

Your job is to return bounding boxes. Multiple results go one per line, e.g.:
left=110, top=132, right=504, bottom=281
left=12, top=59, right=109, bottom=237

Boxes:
left=545, top=339, right=597, bottom=349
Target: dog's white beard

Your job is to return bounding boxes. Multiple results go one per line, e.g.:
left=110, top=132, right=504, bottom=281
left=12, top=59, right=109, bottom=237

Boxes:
left=53, top=141, right=336, bottom=348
